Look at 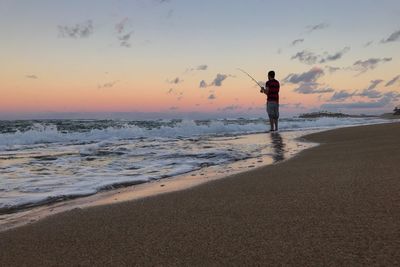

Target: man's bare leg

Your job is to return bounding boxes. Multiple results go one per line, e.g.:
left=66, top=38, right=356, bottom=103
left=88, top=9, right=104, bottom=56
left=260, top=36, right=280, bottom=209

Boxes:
left=269, top=118, right=274, bottom=131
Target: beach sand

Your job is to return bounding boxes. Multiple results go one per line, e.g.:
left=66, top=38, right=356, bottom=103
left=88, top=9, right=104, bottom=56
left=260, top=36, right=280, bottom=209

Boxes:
left=1, top=123, right=399, bottom=266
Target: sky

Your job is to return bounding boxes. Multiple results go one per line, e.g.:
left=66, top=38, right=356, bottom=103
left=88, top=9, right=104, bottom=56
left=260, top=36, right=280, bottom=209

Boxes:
left=1, top=0, right=400, bottom=119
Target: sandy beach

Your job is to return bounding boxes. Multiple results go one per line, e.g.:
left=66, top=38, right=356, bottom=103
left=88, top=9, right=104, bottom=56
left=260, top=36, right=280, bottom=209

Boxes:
left=1, top=122, right=400, bottom=265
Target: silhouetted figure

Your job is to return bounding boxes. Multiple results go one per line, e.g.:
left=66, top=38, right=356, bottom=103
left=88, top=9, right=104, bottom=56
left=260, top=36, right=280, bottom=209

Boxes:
left=270, top=132, right=285, bottom=163
left=261, top=71, right=280, bottom=132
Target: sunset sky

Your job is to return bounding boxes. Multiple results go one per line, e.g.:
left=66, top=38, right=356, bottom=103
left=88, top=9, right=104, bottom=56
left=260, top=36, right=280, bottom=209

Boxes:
left=1, top=0, right=400, bottom=118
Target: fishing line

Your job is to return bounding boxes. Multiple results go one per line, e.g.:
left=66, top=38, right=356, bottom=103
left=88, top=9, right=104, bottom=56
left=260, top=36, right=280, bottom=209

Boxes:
left=237, top=68, right=263, bottom=89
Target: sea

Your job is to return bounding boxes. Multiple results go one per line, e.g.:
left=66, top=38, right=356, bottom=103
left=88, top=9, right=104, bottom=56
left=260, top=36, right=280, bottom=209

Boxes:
left=0, top=116, right=392, bottom=221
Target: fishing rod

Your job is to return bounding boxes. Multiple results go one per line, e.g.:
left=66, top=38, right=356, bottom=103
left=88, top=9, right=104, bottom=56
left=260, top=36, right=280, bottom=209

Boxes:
left=237, top=68, right=263, bottom=89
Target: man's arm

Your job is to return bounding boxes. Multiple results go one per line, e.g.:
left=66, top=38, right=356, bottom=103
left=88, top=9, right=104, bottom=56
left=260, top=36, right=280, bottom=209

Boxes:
left=260, top=86, right=269, bottom=95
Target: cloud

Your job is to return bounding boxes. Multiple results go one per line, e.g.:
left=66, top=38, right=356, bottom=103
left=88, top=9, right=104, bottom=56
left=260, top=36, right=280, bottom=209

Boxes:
left=291, top=39, right=304, bottom=46
left=329, top=90, right=355, bottom=102
left=115, top=18, right=129, bottom=34
left=284, top=67, right=324, bottom=84
left=200, top=73, right=233, bottom=88
left=352, top=58, right=392, bottom=74
left=292, top=47, right=350, bottom=65
left=325, top=66, right=341, bottom=74
left=185, top=64, right=208, bottom=73
left=307, top=23, right=329, bottom=33
left=385, top=75, right=400, bottom=87
left=357, top=89, right=382, bottom=99
left=291, top=50, right=319, bottom=64
left=98, top=81, right=118, bottom=89
left=208, top=93, right=216, bottom=100
left=168, top=77, right=183, bottom=84
left=58, top=20, right=94, bottom=38
left=366, top=79, right=383, bottom=91
left=324, top=86, right=400, bottom=110
left=381, top=29, right=400, bottom=43
left=355, top=80, right=384, bottom=99
left=187, top=64, right=208, bottom=72
left=364, top=41, right=373, bottom=47
left=286, top=68, right=332, bottom=96
left=293, top=82, right=334, bottom=94
left=329, top=80, right=384, bottom=102
left=115, top=17, right=133, bottom=47
left=199, top=80, right=207, bottom=88
left=118, top=32, right=133, bottom=47
left=363, top=79, right=383, bottom=91
left=166, top=88, right=183, bottom=100
left=169, top=106, right=179, bottom=110
left=196, top=65, right=208, bottom=71
left=26, top=75, right=38, bottom=79
left=321, top=96, right=392, bottom=110
left=320, top=47, right=350, bottom=63
left=383, top=91, right=400, bottom=100
left=211, top=74, right=228, bottom=86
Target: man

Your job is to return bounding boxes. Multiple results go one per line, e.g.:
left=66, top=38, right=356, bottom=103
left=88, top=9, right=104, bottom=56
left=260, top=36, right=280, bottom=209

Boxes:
left=261, top=70, right=280, bottom=132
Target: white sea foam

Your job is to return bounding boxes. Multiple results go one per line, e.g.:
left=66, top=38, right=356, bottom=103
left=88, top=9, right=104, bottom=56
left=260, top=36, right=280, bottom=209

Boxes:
left=0, top=117, right=389, bottom=149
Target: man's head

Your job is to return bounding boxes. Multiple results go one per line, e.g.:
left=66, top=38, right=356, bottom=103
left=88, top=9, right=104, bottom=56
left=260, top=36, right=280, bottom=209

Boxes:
left=268, top=70, right=275, bottom=80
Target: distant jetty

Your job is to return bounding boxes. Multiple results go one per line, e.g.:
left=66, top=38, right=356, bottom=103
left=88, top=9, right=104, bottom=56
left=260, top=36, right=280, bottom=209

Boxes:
left=298, top=111, right=376, bottom=119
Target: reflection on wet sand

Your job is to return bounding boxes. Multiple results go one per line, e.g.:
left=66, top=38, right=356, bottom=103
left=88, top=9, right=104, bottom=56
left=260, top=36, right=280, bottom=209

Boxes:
left=270, top=132, right=285, bottom=163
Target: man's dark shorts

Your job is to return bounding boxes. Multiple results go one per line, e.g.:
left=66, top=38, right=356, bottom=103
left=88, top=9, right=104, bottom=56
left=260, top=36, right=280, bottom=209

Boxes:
left=267, top=101, right=279, bottom=119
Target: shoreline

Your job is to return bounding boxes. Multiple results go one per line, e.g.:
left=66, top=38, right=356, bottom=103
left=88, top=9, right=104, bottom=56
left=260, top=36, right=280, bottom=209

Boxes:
left=1, top=122, right=399, bottom=265
left=0, top=130, right=317, bottom=232
left=1, top=119, right=396, bottom=232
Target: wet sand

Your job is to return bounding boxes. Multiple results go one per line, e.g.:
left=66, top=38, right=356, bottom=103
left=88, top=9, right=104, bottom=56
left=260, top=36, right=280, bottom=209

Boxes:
left=0, top=131, right=315, bottom=232
left=1, top=123, right=400, bottom=265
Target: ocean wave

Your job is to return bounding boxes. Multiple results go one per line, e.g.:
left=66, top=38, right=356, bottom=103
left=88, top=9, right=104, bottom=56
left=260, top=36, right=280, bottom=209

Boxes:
left=0, top=117, right=389, bottom=149
left=0, top=116, right=392, bottom=216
